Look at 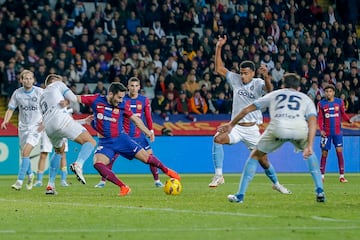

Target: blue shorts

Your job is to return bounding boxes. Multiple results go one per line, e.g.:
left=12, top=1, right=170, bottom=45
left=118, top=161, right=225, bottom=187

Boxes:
left=95, top=133, right=142, bottom=161
left=320, top=135, right=343, bottom=150
left=132, top=136, right=151, bottom=151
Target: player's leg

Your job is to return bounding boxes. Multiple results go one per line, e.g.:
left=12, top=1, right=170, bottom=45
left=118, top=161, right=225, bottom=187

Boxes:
left=36, top=131, right=53, bottom=187
left=305, top=153, right=325, bottom=202
left=319, top=136, right=330, bottom=181
left=134, top=149, right=181, bottom=180
left=94, top=155, right=116, bottom=188
left=333, top=135, right=347, bottom=182
left=12, top=143, right=34, bottom=190
left=209, top=132, right=229, bottom=187
left=259, top=155, right=292, bottom=194
left=34, top=152, right=48, bottom=187
left=140, top=136, right=164, bottom=187
left=69, top=126, right=97, bottom=184
left=243, top=125, right=291, bottom=194
left=46, top=142, right=66, bottom=195
left=93, top=150, right=131, bottom=196
left=60, top=153, right=69, bottom=186
left=228, top=149, right=265, bottom=203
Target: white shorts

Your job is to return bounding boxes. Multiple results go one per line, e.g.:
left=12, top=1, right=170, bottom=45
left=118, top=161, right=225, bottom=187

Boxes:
left=256, top=125, right=308, bottom=154
left=40, top=131, right=68, bottom=152
left=228, top=124, right=261, bottom=150
left=19, top=128, right=41, bottom=150
left=45, top=113, right=86, bottom=148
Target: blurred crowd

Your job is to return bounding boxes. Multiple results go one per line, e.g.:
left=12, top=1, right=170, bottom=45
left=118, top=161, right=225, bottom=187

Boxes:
left=0, top=0, right=359, bottom=117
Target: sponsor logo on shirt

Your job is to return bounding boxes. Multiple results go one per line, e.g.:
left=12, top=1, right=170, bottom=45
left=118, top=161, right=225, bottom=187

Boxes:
left=20, top=105, right=38, bottom=111
left=96, top=113, right=117, bottom=123
left=237, top=89, right=256, bottom=99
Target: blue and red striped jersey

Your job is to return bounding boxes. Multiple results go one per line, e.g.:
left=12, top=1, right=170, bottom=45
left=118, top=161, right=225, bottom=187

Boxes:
left=123, top=94, right=153, bottom=138
left=317, top=97, right=351, bottom=136
left=81, top=94, right=133, bottom=138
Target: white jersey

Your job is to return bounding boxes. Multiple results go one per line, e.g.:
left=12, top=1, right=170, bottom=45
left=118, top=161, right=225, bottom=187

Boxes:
left=8, top=86, right=43, bottom=131
left=39, top=81, right=85, bottom=148
left=254, top=88, right=317, bottom=138
left=227, top=71, right=265, bottom=124
left=39, top=81, right=75, bottom=124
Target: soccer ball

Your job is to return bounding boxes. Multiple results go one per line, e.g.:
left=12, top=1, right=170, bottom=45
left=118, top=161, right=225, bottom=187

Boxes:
left=164, top=178, right=182, bottom=195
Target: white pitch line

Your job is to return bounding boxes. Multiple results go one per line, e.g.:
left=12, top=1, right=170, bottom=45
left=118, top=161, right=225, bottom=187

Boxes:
left=1, top=226, right=360, bottom=234
left=311, top=216, right=354, bottom=222
left=0, top=198, right=271, bottom=218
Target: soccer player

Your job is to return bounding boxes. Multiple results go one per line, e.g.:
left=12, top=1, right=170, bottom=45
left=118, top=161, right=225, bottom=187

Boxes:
left=94, top=77, right=164, bottom=188
left=209, top=35, right=291, bottom=194
left=220, top=73, right=325, bottom=203
left=1, top=70, right=44, bottom=191
left=317, top=84, right=353, bottom=183
left=79, top=82, right=180, bottom=196
left=40, top=74, right=97, bottom=194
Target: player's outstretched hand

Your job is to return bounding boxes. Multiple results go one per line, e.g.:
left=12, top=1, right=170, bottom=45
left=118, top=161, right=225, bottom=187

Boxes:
left=303, top=146, right=313, bottom=159
left=217, top=123, right=232, bottom=134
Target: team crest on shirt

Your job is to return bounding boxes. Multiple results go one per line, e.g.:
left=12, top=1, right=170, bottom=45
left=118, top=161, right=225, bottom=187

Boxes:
left=113, top=109, right=119, bottom=114
left=335, top=106, right=339, bottom=111
left=32, top=97, right=37, bottom=102
left=137, top=104, right=142, bottom=110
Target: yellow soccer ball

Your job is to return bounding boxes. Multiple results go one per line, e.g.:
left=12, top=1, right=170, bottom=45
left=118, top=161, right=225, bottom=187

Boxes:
left=164, top=178, right=182, bottom=195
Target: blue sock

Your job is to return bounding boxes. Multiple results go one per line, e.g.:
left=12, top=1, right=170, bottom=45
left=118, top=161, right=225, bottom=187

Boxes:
left=60, top=167, right=67, bottom=182
left=212, top=142, right=224, bottom=175
left=48, top=153, right=62, bottom=185
left=37, top=172, right=44, bottom=182
left=18, top=157, right=30, bottom=181
left=238, top=158, right=258, bottom=195
left=305, top=154, right=324, bottom=192
left=264, top=163, right=278, bottom=184
left=26, top=160, right=33, bottom=175
left=76, top=142, right=94, bottom=167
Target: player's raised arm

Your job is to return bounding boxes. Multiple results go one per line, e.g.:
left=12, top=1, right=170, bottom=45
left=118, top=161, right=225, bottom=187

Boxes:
left=215, top=35, right=228, bottom=77
left=258, top=64, right=273, bottom=93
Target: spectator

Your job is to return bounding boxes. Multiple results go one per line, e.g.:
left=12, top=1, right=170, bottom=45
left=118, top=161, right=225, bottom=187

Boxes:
left=346, top=90, right=360, bottom=114
left=188, top=90, right=208, bottom=114
left=151, top=90, right=167, bottom=119
left=184, top=71, right=200, bottom=96
left=271, top=61, right=285, bottom=90
left=93, top=80, right=107, bottom=95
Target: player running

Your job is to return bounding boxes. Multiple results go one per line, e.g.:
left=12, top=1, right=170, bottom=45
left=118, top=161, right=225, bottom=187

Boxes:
left=94, top=77, right=164, bottom=188
left=79, top=82, right=180, bottom=196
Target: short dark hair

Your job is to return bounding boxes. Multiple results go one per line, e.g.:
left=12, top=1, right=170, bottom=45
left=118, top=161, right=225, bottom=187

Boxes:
left=324, top=84, right=335, bottom=91
left=283, top=73, right=301, bottom=89
left=239, top=60, right=255, bottom=71
left=108, top=82, right=127, bottom=95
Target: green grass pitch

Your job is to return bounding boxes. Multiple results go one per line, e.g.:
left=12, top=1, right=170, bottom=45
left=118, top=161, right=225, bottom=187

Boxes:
left=0, top=173, right=359, bottom=240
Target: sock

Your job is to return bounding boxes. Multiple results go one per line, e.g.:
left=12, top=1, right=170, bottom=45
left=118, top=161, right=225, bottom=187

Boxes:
left=26, top=160, right=33, bottom=175
left=305, top=154, right=323, bottom=192
left=48, top=153, right=62, bottom=185
left=150, top=165, right=159, bottom=181
left=264, top=163, right=278, bottom=184
left=75, top=142, right=95, bottom=168
left=320, top=155, right=327, bottom=175
left=37, top=171, right=44, bottom=182
left=212, top=143, right=224, bottom=175
left=60, top=167, right=67, bottom=182
left=237, top=158, right=258, bottom=195
left=94, top=162, right=125, bottom=187
left=336, top=151, right=345, bottom=175
left=18, top=157, right=30, bottom=181
left=101, top=160, right=115, bottom=182
left=147, top=155, right=168, bottom=174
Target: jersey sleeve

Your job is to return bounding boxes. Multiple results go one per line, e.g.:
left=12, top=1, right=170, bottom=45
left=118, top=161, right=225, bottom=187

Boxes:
left=8, top=90, right=18, bottom=110
left=144, top=97, right=153, bottom=130
left=317, top=101, right=324, bottom=131
left=80, top=94, right=99, bottom=106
